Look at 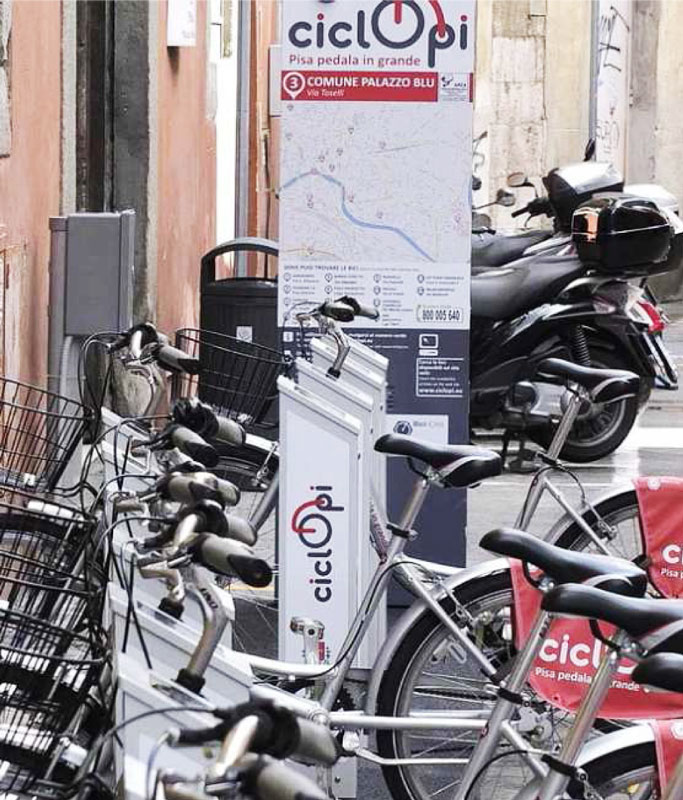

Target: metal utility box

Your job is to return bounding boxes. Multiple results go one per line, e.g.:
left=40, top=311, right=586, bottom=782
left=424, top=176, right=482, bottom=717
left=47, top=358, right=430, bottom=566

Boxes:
left=63, top=211, right=135, bottom=336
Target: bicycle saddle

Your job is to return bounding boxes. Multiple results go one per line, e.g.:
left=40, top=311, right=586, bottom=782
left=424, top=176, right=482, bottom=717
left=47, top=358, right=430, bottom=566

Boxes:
left=373, top=434, right=501, bottom=488
left=536, top=358, right=640, bottom=404
left=632, top=653, right=683, bottom=693
left=542, top=584, right=683, bottom=655
left=481, top=528, right=647, bottom=596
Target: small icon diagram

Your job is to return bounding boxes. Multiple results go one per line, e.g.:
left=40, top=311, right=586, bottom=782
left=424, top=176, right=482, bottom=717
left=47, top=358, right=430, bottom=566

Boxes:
left=283, top=72, right=306, bottom=100
left=419, top=333, right=439, bottom=356
left=393, top=420, right=413, bottom=436
left=420, top=334, right=439, bottom=349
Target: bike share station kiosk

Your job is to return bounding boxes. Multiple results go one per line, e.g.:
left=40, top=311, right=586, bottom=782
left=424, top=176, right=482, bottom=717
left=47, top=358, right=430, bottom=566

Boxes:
left=277, top=1, right=475, bottom=795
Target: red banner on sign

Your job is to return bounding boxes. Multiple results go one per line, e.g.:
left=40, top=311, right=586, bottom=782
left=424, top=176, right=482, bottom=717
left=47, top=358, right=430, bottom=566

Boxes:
left=281, top=70, right=439, bottom=102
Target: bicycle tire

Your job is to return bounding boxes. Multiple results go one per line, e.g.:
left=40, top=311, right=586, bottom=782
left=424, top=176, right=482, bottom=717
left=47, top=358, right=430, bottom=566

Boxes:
left=550, top=489, right=642, bottom=562
left=377, top=569, right=522, bottom=800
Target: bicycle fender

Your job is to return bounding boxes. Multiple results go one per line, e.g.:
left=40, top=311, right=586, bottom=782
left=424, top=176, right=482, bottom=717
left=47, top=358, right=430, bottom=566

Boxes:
left=364, top=557, right=510, bottom=714
left=574, top=721, right=654, bottom=768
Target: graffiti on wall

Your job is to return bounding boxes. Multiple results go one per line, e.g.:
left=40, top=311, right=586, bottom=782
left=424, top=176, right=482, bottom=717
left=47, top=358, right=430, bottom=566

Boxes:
left=595, top=0, right=631, bottom=171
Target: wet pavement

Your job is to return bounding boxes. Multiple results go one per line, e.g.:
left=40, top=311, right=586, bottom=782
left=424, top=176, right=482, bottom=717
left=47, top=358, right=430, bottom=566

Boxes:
left=467, top=299, right=683, bottom=565
left=359, top=300, right=683, bottom=799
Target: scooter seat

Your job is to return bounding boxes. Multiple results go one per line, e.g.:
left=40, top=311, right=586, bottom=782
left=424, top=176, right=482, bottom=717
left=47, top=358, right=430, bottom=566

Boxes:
left=542, top=584, right=683, bottom=655
left=472, top=228, right=554, bottom=269
left=373, top=434, right=501, bottom=488
left=471, top=252, right=585, bottom=321
left=536, top=358, right=640, bottom=404
left=632, top=653, right=683, bottom=694
left=480, top=529, right=647, bottom=596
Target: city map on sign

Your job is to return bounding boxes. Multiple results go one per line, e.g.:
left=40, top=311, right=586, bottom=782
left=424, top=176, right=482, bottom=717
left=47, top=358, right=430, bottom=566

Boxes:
left=279, top=102, right=471, bottom=265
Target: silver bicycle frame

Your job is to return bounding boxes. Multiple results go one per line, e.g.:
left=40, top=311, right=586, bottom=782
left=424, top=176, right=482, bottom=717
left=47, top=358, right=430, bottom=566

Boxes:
left=533, top=630, right=631, bottom=800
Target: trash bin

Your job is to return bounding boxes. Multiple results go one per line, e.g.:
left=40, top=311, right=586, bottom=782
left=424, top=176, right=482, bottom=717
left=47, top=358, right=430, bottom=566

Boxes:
left=199, top=237, right=279, bottom=350
left=198, top=237, right=281, bottom=433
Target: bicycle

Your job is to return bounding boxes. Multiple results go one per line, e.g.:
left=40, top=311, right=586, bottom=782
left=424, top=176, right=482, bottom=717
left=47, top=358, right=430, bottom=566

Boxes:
left=0, top=318, right=655, bottom=800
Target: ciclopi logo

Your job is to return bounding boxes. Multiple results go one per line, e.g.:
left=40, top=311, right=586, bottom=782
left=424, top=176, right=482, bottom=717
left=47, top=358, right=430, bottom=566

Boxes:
left=291, top=486, right=344, bottom=603
left=539, top=632, right=633, bottom=675
left=662, top=544, right=683, bottom=565
left=287, top=1, right=469, bottom=69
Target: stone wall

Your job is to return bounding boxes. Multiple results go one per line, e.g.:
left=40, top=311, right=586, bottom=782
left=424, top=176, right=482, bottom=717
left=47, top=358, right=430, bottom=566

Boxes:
left=474, top=0, right=592, bottom=228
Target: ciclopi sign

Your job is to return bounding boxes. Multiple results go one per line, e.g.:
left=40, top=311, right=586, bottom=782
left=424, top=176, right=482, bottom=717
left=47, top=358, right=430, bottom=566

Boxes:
left=286, top=0, right=470, bottom=68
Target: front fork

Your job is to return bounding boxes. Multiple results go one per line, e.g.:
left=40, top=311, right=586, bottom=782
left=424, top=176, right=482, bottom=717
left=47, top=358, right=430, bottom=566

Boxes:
left=454, top=607, right=554, bottom=800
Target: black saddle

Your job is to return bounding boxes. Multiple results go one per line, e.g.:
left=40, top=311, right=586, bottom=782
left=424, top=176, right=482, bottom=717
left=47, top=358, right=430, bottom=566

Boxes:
left=481, top=528, right=647, bottom=596
left=471, top=252, right=585, bottom=321
left=374, top=434, right=501, bottom=488
left=536, top=358, right=640, bottom=404
left=632, top=653, right=683, bottom=694
left=471, top=229, right=554, bottom=269
left=542, top=584, right=683, bottom=655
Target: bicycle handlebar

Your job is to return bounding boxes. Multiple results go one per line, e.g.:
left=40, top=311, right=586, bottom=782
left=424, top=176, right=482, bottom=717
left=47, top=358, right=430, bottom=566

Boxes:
left=172, top=703, right=340, bottom=766
left=155, top=342, right=201, bottom=375
left=195, top=534, right=272, bottom=587
left=242, top=756, right=328, bottom=800
left=336, top=295, right=380, bottom=321
left=318, top=301, right=355, bottom=323
left=157, top=472, right=241, bottom=511
left=167, top=425, right=219, bottom=468
left=172, top=398, right=245, bottom=448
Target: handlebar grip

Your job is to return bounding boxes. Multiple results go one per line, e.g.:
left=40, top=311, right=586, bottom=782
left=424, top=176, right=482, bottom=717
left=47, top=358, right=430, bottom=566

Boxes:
left=224, top=513, right=257, bottom=546
left=156, top=343, right=201, bottom=375
left=510, top=206, right=527, bottom=218
left=246, top=757, right=328, bottom=800
left=197, top=534, right=272, bottom=587
left=336, top=296, right=380, bottom=321
left=214, top=415, right=246, bottom=447
left=162, top=473, right=241, bottom=509
left=319, top=301, right=355, bottom=323
left=291, top=718, right=340, bottom=767
left=174, top=723, right=226, bottom=746
left=168, top=426, right=219, bottom=468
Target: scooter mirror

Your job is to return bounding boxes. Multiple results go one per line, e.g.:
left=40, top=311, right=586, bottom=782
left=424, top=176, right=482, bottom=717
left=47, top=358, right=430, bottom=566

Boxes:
left=507, top=172, right=529, bottom=188
left=584, top=138, right=596, bottom=161
left=472, top=212, right=492, bottom=228
left=496, top=189, right=516, bottom=207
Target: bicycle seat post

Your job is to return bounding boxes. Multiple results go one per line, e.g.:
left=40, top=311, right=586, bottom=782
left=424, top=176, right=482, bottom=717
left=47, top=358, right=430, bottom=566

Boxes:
left=515, top=384, right=585, bottom=529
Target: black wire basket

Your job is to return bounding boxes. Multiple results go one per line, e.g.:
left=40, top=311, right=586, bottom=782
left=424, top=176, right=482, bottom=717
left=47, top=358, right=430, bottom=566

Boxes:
left=0, top=377, right=91, bottom=494
left=0, top=495, right=93, bottom=567
left=0, top=506, right=105, bottom=794
left=173, top=328, right=291, bottom=428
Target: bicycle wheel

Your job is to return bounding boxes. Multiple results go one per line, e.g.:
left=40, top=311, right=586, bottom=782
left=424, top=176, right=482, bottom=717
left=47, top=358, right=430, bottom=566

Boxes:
left=550, top=488, right=642, bottom=561
left=377, top=569, right=576, bottom=800
left=577, top=740, right=655, bottom=798
left=213, top=451, right=279, bottom=658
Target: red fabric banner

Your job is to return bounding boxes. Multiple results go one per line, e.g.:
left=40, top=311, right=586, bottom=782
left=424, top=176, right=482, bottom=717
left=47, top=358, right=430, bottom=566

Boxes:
left=510, top=559, right=683, bottom=718
left=634, top=477, right=683, bottom=598
left=653, top=719, right=683, bottom=793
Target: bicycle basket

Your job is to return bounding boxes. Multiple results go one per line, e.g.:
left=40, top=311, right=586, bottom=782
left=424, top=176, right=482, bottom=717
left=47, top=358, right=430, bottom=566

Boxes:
left=0, top=627, right=105, bottom=794
left=0, top=496, right=94, bottom=571
left=0, top=378, right=90, bottom=493
left=0, top=529, right=105, bottom=794
left=173, top=328, right=291, bottom=427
